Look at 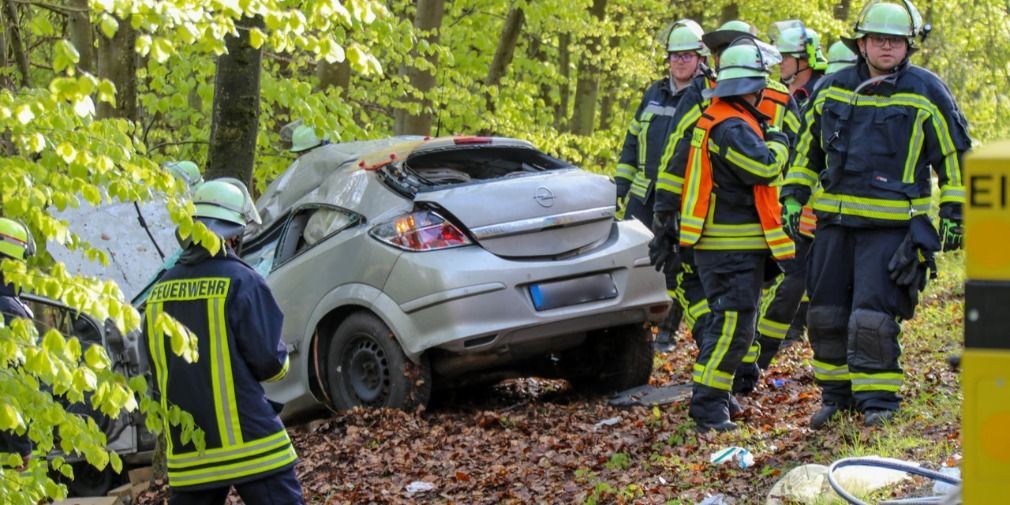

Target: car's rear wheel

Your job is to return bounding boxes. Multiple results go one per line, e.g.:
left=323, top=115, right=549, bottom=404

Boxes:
left=563, top=324, right=653, bottom=393
left=326, top=312, right=432, bottom=410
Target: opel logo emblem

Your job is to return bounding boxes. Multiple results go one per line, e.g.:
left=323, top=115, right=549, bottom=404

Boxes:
left=534, top=187, right=555, bottom=208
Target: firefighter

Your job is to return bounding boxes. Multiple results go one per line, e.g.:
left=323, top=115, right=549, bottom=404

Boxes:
left=652, top=20, right=768, bottom=358
left=618, top=19, right=709, bottom=351
left=290, top=124, right=328, bottom=154
left=695, top=22, right=805, bottom=395
left=0, top=218, right=35, bottom=467
left=165, top=160, right=204, bottom=194
left=825, top=41, right=858, bottom=74
left=741, top=20, right=829, bottom=379
left=782, top=0, right=970, bottom=428
left=144, top=179, right=305, bottom=504
left=680, top=38, right=793, bottom=431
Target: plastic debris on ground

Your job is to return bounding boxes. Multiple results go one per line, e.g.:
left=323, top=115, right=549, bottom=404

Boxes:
left=709, top=446, right=754, bottom=469
left=696, top=493, right=732, bottom=505
left=607, top=383, right=692, bottom=408
left=766, top=457, right=916, bottom=505
left=405, top=481, right=435, bottom=494
left=592, top=416, right=622, bottom=430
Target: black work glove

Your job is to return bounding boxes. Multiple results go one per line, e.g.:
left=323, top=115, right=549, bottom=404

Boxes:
left=649, top=211, right=681, bottom=275
left=888, top=217, right=941, bottom=298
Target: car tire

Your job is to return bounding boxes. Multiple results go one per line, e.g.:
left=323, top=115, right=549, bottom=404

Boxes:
left=326, top=312, right=432, bottom=410
left=565, top=324, right=653, bottom=393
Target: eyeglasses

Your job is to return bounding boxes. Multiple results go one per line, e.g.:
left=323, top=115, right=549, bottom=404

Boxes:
left=866, top=34, right=906, bottom=48
left=668, top=52, right=698, bottom=62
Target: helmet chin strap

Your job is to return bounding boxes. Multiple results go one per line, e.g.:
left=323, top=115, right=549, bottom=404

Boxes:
left=780, top=59, right=811, bottom=85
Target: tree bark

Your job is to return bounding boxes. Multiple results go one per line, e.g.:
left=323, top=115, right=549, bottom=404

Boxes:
left=316, top=59, right=350, bottom=91
left=97, top=17, right=137, bottom=119
left=833, top=0, right=853, bottom=21
left=67, top=0, right=94, bottom=73
left=596, top=17, right=622, bottom=131
left=554, top=32, right=571, bottom=131
left=205, top=16, right=263, bottom=186
left=718, top=2, right=739, bottom=25
left=485, top=6, right=525, bottom=89
left=393, top=0, right=446, bottom=136
left=3, top=0, right=30, bottom=87
left=569, top=0, right=607, bottom=136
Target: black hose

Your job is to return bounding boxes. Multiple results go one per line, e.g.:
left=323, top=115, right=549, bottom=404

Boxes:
left=827, top=457, right=960, bottom=505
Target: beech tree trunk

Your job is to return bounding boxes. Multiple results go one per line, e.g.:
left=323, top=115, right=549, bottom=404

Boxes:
left=3, top=0, right=30, bottom=87
left=394, top=0, right=446, bottom=136
left=205, top=16, right=264, bottom=186
left=554, top=33, right=571, bottom=131
left=97, top=18, right=137, bottom=119
left=485, top=6, right=525, bottom=90
left=67, top=0, right=95, bottom=73
left=569, top=0, right=607, bottom=136
left=316, top=59, right=351, bottom=91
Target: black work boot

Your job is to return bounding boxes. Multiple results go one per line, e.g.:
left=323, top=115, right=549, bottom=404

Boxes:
left=728, top=394, right=743, bottom=420
left=863, top=409, right=895, bottom=427
left=810, top=401, right=852, bottom=429
left=654, top=304, right=683, bottom=353
left=690, top=385, right=738, bottom=432
left=733, top=362, right=759, bottom=395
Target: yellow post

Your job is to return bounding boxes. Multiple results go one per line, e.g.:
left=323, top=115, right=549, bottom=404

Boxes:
left=963, top=140, right=1010, bottom=503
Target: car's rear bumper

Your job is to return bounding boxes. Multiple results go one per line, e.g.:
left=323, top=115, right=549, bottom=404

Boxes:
left=380, top=220, right=670, bottom=360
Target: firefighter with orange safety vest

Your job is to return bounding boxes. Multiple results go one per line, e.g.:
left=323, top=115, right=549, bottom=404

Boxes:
left=679, top=38, right=794, bottom=432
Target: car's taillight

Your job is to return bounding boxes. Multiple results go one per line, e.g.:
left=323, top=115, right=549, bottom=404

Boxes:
left=370, top=211, right=472, bottom=251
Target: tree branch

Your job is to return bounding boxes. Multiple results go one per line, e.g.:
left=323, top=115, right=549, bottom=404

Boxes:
left=9, top=0, right=84, bottom=15
left=2, top=0, right=31, bottom=87
left=147, top=140, right=209, bottom=154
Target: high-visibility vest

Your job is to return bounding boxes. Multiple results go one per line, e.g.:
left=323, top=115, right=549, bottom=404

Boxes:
left=758, top=85, right=790, bottom=129
left=679, top=98, right=795, bottom=260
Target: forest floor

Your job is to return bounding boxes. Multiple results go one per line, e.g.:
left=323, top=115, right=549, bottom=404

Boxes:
left=137, top=252, right=964, bottom=504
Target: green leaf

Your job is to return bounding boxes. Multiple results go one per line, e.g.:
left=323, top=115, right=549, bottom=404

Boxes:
left=0, top=402, right=21, bottom=431
left=84, top=345, right=110, bottom=370
left=100, top=14, right=119, bottom=39
left=42, top=329, right=66, bottom=356
left=249, top=28, right=266, bottom=49
left=73, top=368, right=98, bottom=392
left=53, top=40, right=81, bottom=74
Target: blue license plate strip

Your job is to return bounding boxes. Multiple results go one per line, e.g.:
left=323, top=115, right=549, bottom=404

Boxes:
left=529, top=273, right=618, bottom=311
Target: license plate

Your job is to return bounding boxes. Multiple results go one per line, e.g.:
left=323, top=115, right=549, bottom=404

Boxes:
left=528, top=273, right=618, bottom=311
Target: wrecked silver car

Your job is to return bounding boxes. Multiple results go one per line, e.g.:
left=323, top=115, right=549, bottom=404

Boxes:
left=243, top=136, right=670, bottom=415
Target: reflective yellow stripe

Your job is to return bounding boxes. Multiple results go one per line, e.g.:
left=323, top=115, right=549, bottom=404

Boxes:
left=146, top=303, right=172, bottom=453
left=265, top=355, right=290, bottom=383
left=680, top=129, right=707, bottom=245
left=741, top=342, right=759, bottom=364
left=757, top=316, right=790, bottom=340
left=700, top=310, right=738, bottom=391
left=169, top=430, right=292, bottom=468
left=696, top=236, right=769, bottom=250
left=939, top=185, right=966, bottom=205
left=169, top=442, right=297, bottom=487
left=630, top=172, right=651, bottom=199
left=850, top=372, right=903, bottom=392
left=811, top=190, right=931, bottom=220
left=628, top=119, right=642, bottom=136
left=819, top=88, right=957, bottom=156
left=657, top=104, right=703, bottom=185
left=615, top=163, right=636, bottom=182
left=637, top=113, right=653, bottom=168
left=215, top=296, right=242, bottom=446
left=784, top=110, right=801, bottom=136
left=903, top=109, right=928, bottom=183
left=784, top=166, right=819, bottom=188
left=656, top=172, right=684, bottom=195
left=701, top=222, right=764, bottom=237
left=724, top=145, right=783, bottom=179
left=812, top=360, right=850, bottom=382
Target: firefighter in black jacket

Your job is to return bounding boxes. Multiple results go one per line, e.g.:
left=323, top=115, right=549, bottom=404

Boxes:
left=144, top=179, right=304, bottom=504
left=680, top=39, right=793, bottom=432
left=0, top=218, right=35, bottom=467
left=781, top=0, right=970, bottom=428
left=617, top=19, right=709, bottom=350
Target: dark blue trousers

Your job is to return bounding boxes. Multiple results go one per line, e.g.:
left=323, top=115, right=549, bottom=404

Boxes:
left=168, top=467, right=305, bottom=505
